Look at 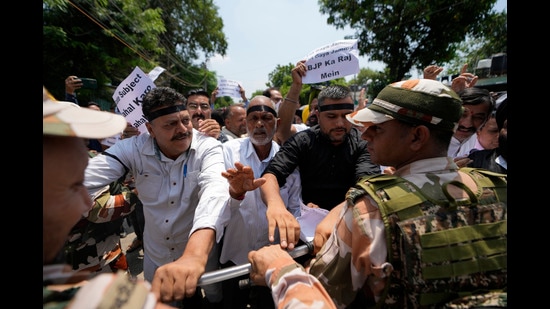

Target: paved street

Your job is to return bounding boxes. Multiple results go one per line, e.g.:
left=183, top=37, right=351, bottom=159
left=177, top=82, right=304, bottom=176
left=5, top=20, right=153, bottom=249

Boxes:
left=119, top=220, right=144, bottom=279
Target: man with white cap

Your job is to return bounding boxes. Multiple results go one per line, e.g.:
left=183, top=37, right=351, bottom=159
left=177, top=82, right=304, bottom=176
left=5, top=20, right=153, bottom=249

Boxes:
left=246, top=79, right=507, bottom=309
left=43, top=86, right=176, bottom=308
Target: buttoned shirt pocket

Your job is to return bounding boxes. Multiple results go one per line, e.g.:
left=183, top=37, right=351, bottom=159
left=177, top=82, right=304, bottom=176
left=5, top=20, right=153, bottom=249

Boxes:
left=181, top=170, right=199, bottom=204
left=135, top=172, right=165, bottom=205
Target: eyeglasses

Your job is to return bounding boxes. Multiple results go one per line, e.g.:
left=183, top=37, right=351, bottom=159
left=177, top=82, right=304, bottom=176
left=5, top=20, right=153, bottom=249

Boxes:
left=187, top=102, right=211, bottom=111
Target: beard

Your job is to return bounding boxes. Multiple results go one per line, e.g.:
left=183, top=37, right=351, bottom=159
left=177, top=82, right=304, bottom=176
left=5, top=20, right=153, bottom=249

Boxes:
left=248, top=125, right=276, bottom=146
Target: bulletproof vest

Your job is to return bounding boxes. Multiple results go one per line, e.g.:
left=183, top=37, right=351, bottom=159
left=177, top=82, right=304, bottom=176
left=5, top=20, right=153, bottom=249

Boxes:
left=353, top=167, right=507, bottom=308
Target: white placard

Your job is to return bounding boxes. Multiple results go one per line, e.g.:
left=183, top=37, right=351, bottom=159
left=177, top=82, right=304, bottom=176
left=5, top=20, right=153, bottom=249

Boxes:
left=302, top=39, right=360, bottom=84
left=112, top=66, right=156, bottom=134
left=215, top=78, right=242, bottom=99
left=147, top=66, right=166, bottom=81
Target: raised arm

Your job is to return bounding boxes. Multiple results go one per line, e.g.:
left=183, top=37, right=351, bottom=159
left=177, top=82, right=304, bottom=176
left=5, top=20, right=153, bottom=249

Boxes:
left=274, top=60, right=306, bottom=145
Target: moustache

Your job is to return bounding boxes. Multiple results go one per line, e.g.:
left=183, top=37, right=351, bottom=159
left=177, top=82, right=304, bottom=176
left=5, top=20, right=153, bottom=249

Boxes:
left=457, top=125, right=476, bottom=133
left=193, top=114, right=205, bottom=120
left=172, top=132, right=192, bottom=140
left=252, top=128, right=267, bottom=135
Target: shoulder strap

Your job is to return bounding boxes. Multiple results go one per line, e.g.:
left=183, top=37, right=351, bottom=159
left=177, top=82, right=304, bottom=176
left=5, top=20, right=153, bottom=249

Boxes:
left=355, top=174, right=439, bottom=219
left=459, top=167, right=507, bottom=205
left=101, top=152, right=130, bottom=183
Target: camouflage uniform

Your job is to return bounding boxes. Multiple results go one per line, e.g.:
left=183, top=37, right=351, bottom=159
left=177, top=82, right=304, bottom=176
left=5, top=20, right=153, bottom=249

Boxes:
left=63, top=179, right=140, bottom=273
left=265, top=157, right=506, bottom=309
left=43, top=270, right=158, bottom=309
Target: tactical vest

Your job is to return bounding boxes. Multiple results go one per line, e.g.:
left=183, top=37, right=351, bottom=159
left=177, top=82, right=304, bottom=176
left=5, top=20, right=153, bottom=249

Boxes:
left=353, top=167, right=507, bottom=308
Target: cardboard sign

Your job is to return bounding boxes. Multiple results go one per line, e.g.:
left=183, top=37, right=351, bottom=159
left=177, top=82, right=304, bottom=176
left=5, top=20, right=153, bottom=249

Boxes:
left=302, top=39, right=360, bottom=84
left=215, top=78, right=242, bottom=99
left=112, top=66, right=156, bottom=134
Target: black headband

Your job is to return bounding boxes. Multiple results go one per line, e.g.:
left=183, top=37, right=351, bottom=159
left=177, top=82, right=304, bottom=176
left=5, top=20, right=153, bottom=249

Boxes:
left=318, top=103, right=355, bottom=112
left=246, top=105, right=277, bottom=117
left=146, top=104, right=186, bottom=122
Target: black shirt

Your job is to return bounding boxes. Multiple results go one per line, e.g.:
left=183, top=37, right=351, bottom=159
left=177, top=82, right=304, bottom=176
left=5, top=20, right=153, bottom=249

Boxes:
left=468, top=149, right=507, bottom=174
left=262, top=125, right=380, bottom=210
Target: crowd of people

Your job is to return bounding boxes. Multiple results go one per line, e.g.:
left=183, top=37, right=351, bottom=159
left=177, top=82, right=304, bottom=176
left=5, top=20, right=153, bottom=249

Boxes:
left=44, top=63, right=507, bottom=309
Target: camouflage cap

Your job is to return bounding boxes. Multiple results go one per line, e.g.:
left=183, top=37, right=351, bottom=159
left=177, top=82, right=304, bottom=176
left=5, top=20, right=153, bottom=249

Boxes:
left=43, top=86, right=126, bottom=138
left=346, top=79, right=463, bottom=132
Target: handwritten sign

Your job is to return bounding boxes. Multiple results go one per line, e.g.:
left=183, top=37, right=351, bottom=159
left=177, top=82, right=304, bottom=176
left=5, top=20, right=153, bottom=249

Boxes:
left=112, top=66, right=156, bottom=134
left=215, top=78, right=242, bottom=99
left=302, top=39, right=360, bottom=84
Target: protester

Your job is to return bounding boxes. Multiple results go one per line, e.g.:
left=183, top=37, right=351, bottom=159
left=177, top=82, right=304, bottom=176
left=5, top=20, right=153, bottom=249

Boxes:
left=83, top=86, right=232, bottom=308
left=248, top=79, right=507, bottom=308
left=63, top=77, right=105, bottom=153
left=273, top=61, right=323, bottom=145
left=421, top=64, right=490, bottom=169
left=449, top=87, right=494, bottom=164
left=260, top=84, right=380, bottom=251
left=43, top=86, right=175, bottom=309
left=305, top=86, right=322, bottom=126
left=271, top=61, right=305, bottom=145
left=185, top=88, right=228, bottom=143
left=472, top=112, right=499, bottom=151
left=262, top=87, right=284, bottom=111
left=220, top=103, right=247, bottom=140
left=468, top=97, right=508, bottom=173
left=64, top=75, right=83, bottom=105
left=219, top=95, right=302, bottom=309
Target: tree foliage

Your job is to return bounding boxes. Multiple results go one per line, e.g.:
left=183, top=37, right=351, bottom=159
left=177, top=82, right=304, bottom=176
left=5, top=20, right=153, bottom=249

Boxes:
left=347, top=68, right=387, bottom=99
left=443, top=10, right=507, bottom=75
left=318, top=0, right=500, bottom=83
left=148, top=0, right=227, bottom=94
left=43, top=0, right=227, bottom=105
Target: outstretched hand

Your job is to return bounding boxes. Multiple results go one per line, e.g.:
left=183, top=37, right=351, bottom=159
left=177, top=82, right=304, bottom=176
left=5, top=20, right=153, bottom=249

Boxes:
left=222, top=162, right=266, bottom=197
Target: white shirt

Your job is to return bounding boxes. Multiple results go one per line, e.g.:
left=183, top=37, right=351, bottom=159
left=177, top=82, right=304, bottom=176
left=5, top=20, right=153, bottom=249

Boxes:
left=84, top=129, right=233, bottom=267
left=292, top=123, right=309, bottom=132
left=221, top=126, right=246, bottom=140
left=447, top=134, right=477, bottom=158
left=220, top=138, right=302, bottom=265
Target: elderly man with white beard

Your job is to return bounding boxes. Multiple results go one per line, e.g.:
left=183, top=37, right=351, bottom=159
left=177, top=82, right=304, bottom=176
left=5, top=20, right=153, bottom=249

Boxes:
left=219, top=95, right=303, bottom=309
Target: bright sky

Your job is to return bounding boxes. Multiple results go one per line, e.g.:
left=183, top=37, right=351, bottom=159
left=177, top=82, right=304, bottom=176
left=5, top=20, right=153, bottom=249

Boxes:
left=207, top=0, right=507, bottom=95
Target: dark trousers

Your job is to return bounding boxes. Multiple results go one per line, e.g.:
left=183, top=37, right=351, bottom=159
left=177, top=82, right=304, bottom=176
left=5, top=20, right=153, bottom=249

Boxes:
left=127, top=198, right=144, bottom=241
